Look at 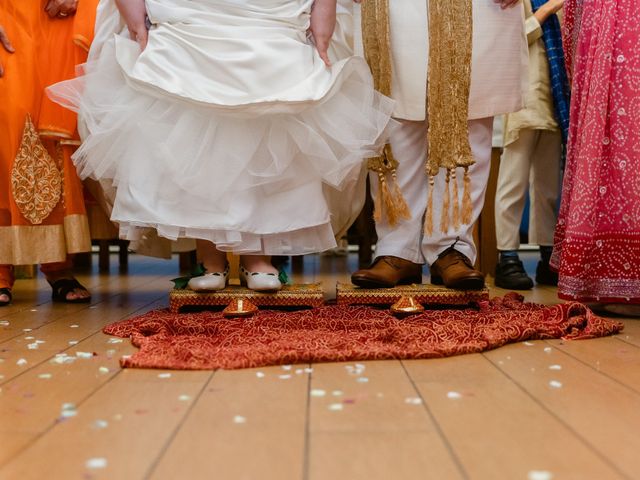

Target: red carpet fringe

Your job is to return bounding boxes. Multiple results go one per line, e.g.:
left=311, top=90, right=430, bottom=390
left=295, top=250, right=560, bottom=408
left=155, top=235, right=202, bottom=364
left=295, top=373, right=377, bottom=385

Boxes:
left=103, top=293, right=623, bottom=370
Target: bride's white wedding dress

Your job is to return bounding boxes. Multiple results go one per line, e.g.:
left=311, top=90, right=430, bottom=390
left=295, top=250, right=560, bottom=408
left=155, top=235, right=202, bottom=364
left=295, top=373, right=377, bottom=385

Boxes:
left=50, top=0, right=392, bottom=255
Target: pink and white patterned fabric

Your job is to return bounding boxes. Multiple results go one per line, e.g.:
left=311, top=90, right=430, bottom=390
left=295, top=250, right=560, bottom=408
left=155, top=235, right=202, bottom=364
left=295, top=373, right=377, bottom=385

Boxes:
left=552, top=0, right=640, bottom=303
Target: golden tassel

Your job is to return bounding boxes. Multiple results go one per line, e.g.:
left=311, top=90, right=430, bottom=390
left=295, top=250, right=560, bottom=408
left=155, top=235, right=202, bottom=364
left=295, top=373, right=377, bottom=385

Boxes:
left=462, top=166, right=472, bottom=225
left=388, top=171, right=411, bottom=224
left=373, top=171, right=385, bottom=223
left=424, top=176, right=435, bottom=236
left=440, top=170, right=450, bottom=233
left=451, top=169, right=460, bottom=230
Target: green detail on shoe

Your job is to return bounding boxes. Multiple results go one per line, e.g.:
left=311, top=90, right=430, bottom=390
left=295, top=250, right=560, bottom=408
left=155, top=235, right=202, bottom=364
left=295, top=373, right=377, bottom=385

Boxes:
left=171, top=263, right=206, bottom=290
left=278, top=267, right=290, bottom=285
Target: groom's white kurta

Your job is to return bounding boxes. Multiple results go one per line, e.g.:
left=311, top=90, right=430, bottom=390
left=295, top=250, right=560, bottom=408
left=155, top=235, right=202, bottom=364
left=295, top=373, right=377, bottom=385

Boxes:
left=371, top=0, right=529, bottom=265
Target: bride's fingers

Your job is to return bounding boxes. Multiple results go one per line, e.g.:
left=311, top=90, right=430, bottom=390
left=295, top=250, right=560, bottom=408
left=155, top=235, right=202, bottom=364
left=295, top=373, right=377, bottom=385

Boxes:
left=316, top=40, right=331, bottom=67
left=131, top=25, right=148, bottom=50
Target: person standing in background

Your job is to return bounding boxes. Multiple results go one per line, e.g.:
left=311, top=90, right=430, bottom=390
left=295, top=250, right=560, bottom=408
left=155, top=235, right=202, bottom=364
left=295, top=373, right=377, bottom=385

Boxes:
left=351, top=0, right=528, bottom=290
left=0, top=0, right=97, bottom=306
left=494, top=0, right=568, bottom=290
left=552, top=0, right=640, bottom=315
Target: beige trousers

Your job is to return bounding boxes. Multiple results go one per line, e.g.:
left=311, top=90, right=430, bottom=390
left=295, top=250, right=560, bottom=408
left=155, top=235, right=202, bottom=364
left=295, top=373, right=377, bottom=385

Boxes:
left=494, top=129, right=562, bottom=250
left=372, top=117, right=494, bottom=266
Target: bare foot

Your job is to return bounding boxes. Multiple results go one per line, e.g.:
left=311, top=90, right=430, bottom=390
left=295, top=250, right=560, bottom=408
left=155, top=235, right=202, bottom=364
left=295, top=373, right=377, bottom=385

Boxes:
left=196, top=240, right=228, bottom=272
left=241, top=255, right=278, bottom=274
left=45, top=273, right=91, bottom=301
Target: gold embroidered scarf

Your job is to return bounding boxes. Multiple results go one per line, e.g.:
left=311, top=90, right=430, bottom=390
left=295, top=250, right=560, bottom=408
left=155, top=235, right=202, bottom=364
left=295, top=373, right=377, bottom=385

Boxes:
left=362, top=0, right=474, bottom=234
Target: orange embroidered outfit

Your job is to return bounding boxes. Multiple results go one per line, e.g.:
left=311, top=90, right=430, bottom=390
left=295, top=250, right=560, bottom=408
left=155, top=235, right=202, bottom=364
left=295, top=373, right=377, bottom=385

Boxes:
left=0, top=1, right=97, bottom=289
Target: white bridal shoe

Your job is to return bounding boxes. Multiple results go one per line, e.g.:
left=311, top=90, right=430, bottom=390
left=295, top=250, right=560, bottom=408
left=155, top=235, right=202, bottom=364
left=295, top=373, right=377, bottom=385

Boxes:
left=188, top=264, right=230, bottom=291
left=240, top=265, right=282, bottom=292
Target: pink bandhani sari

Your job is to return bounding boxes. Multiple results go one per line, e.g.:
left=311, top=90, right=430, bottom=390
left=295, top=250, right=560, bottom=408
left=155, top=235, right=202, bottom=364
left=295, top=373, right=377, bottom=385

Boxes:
left=552, top=0, right=640, bottom=303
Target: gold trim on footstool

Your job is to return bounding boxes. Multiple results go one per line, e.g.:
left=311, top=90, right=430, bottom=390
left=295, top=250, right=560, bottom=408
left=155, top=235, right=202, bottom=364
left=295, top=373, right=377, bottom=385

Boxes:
left=169, top=283, right=325, bottom=313
left=336, top=282, right=489, bottom=307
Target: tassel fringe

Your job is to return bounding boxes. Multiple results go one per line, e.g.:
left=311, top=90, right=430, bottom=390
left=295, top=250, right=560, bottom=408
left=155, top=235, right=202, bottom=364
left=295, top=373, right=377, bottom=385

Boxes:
left=451, top=169, right=460, bottom=230
left=462, top=166, right=472, bottom=225
left=440, top=170, right=450, bottom=233
left=424, top=176, right=435, bottom=236
left=373, top=171, right=411, bottom=227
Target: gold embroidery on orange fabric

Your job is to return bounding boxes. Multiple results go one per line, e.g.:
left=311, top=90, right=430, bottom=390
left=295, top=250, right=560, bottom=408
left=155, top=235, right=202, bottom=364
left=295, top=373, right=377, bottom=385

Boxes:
left=11, top=115, right=63, bottom=225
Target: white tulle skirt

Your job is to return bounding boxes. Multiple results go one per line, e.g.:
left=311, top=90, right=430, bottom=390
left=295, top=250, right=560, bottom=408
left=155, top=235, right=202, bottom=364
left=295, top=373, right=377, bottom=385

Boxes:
left=50, top=0, right=393, bottom=254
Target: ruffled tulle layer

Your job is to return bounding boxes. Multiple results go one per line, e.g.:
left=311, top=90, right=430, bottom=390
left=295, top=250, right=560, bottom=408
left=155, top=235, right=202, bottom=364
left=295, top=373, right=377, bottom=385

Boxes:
left=49, top=0, right=394, bottom=254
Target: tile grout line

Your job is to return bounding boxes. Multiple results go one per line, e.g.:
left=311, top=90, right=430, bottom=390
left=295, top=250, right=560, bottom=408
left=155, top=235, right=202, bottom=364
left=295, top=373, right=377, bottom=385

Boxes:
left=143, top=370, right=217, bottom=480
left=0, top=288, right=169, bottom=388
left=302, top=363, right=312, bottom=480
left=400, top=360, right=470, bottom=480
left=544, top=339, right=640, bottom=396
left=481, top=351, right=632, bottom=480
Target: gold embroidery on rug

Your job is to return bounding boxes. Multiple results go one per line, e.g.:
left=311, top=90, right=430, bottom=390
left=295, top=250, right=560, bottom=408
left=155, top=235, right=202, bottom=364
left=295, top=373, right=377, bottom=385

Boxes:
left=11, top=115, right=62, bottom=225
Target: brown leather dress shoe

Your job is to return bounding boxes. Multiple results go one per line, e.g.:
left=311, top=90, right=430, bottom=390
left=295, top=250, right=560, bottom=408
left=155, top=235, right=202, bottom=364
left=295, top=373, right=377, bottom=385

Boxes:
left=351, top=256, right=423, bottom=289
left=430, top=248, right=485, bottom=290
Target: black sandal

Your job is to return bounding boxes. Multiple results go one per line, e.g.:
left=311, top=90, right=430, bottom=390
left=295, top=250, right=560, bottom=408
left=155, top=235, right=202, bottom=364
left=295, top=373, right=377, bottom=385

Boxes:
left=0, top=288, right=12, bottom=307
left=48, top=278, right=91, bottom=304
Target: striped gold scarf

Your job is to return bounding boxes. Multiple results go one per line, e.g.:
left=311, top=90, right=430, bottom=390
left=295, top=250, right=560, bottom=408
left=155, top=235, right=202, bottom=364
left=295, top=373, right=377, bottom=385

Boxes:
left=361, top=0, right=474, bottom=235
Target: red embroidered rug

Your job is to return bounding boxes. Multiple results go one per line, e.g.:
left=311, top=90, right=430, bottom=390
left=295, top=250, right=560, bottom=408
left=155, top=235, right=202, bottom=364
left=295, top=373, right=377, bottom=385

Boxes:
left=103, top=293, right=623, bottom=370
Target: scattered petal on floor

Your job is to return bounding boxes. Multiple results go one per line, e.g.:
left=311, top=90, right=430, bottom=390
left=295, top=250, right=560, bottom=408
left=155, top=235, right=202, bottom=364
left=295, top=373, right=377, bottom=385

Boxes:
left=544, top=347, right=552, bottom=353
left=157, top=373, right=172, bottom=379
left=68, top=340, right=79, bottom=346
left=98, top=367, right=110, bottom=374
left=279, top=374, right=292, bottom=380
left=528, top=470, right=553, bottom=480
left=356, top=377, right=369, bottom=383
left=0, top=321, right=10, bottom=326
left=310, top=389, right=326, bottom=397
left=281, top=365, right=292, bottom=371
left=93, top=420, right=109, bottom=429
left=255, top=371, right=265, bottom=378
left=405, top=397, right=423, bottom=405
left=549, top=380, right=563, bottom=389
left=85, top=458, right=107, bottom=470
left=70, top=324, right=79, bottom=328
left=76, top=352, right=93, bottom=359
left=38, top=373, right=53, bottom=380
left=16, top=358, right=27, bottom=366
left=332, top=390, right=343, bottom=397
left=27, top=343, right=39, bottom=350
left=524, top=342, right=535, bottom=346
left=548, top=365, right=562, bottom=371
left=328, top=403, right=344, bottom=411
left=107, top=338, right=123, bottom=344
left=304, top=368, right=313, bottom=374
left=51, top=354, right=76, bottom=365
left=60, top=403, right=78, bottom=419
left=233, top=415, right=247, bottom=424
left=447, top=391, right=463, bottom=399
left=178, top=395, right=191, bottom=402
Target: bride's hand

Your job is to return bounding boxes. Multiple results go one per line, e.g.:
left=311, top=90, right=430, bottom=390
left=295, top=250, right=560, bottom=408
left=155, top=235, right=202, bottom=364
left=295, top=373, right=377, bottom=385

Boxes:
left=310, top=0, right=337, bottom=67
left=115, top=0, right=149, bottom=50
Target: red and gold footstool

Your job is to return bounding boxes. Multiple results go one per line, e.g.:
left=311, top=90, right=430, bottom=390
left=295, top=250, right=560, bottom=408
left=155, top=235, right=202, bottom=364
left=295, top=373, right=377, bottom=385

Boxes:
left=169, top=283, right=325, bottom=313
left=335, top=282, right=489, bottom=307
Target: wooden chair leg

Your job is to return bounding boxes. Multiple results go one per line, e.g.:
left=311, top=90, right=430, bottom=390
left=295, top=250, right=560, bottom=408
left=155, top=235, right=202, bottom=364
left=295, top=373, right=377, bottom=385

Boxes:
left=98, top=240, right=110, bottom=272
left=118, top=240, right=129, bottom=271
